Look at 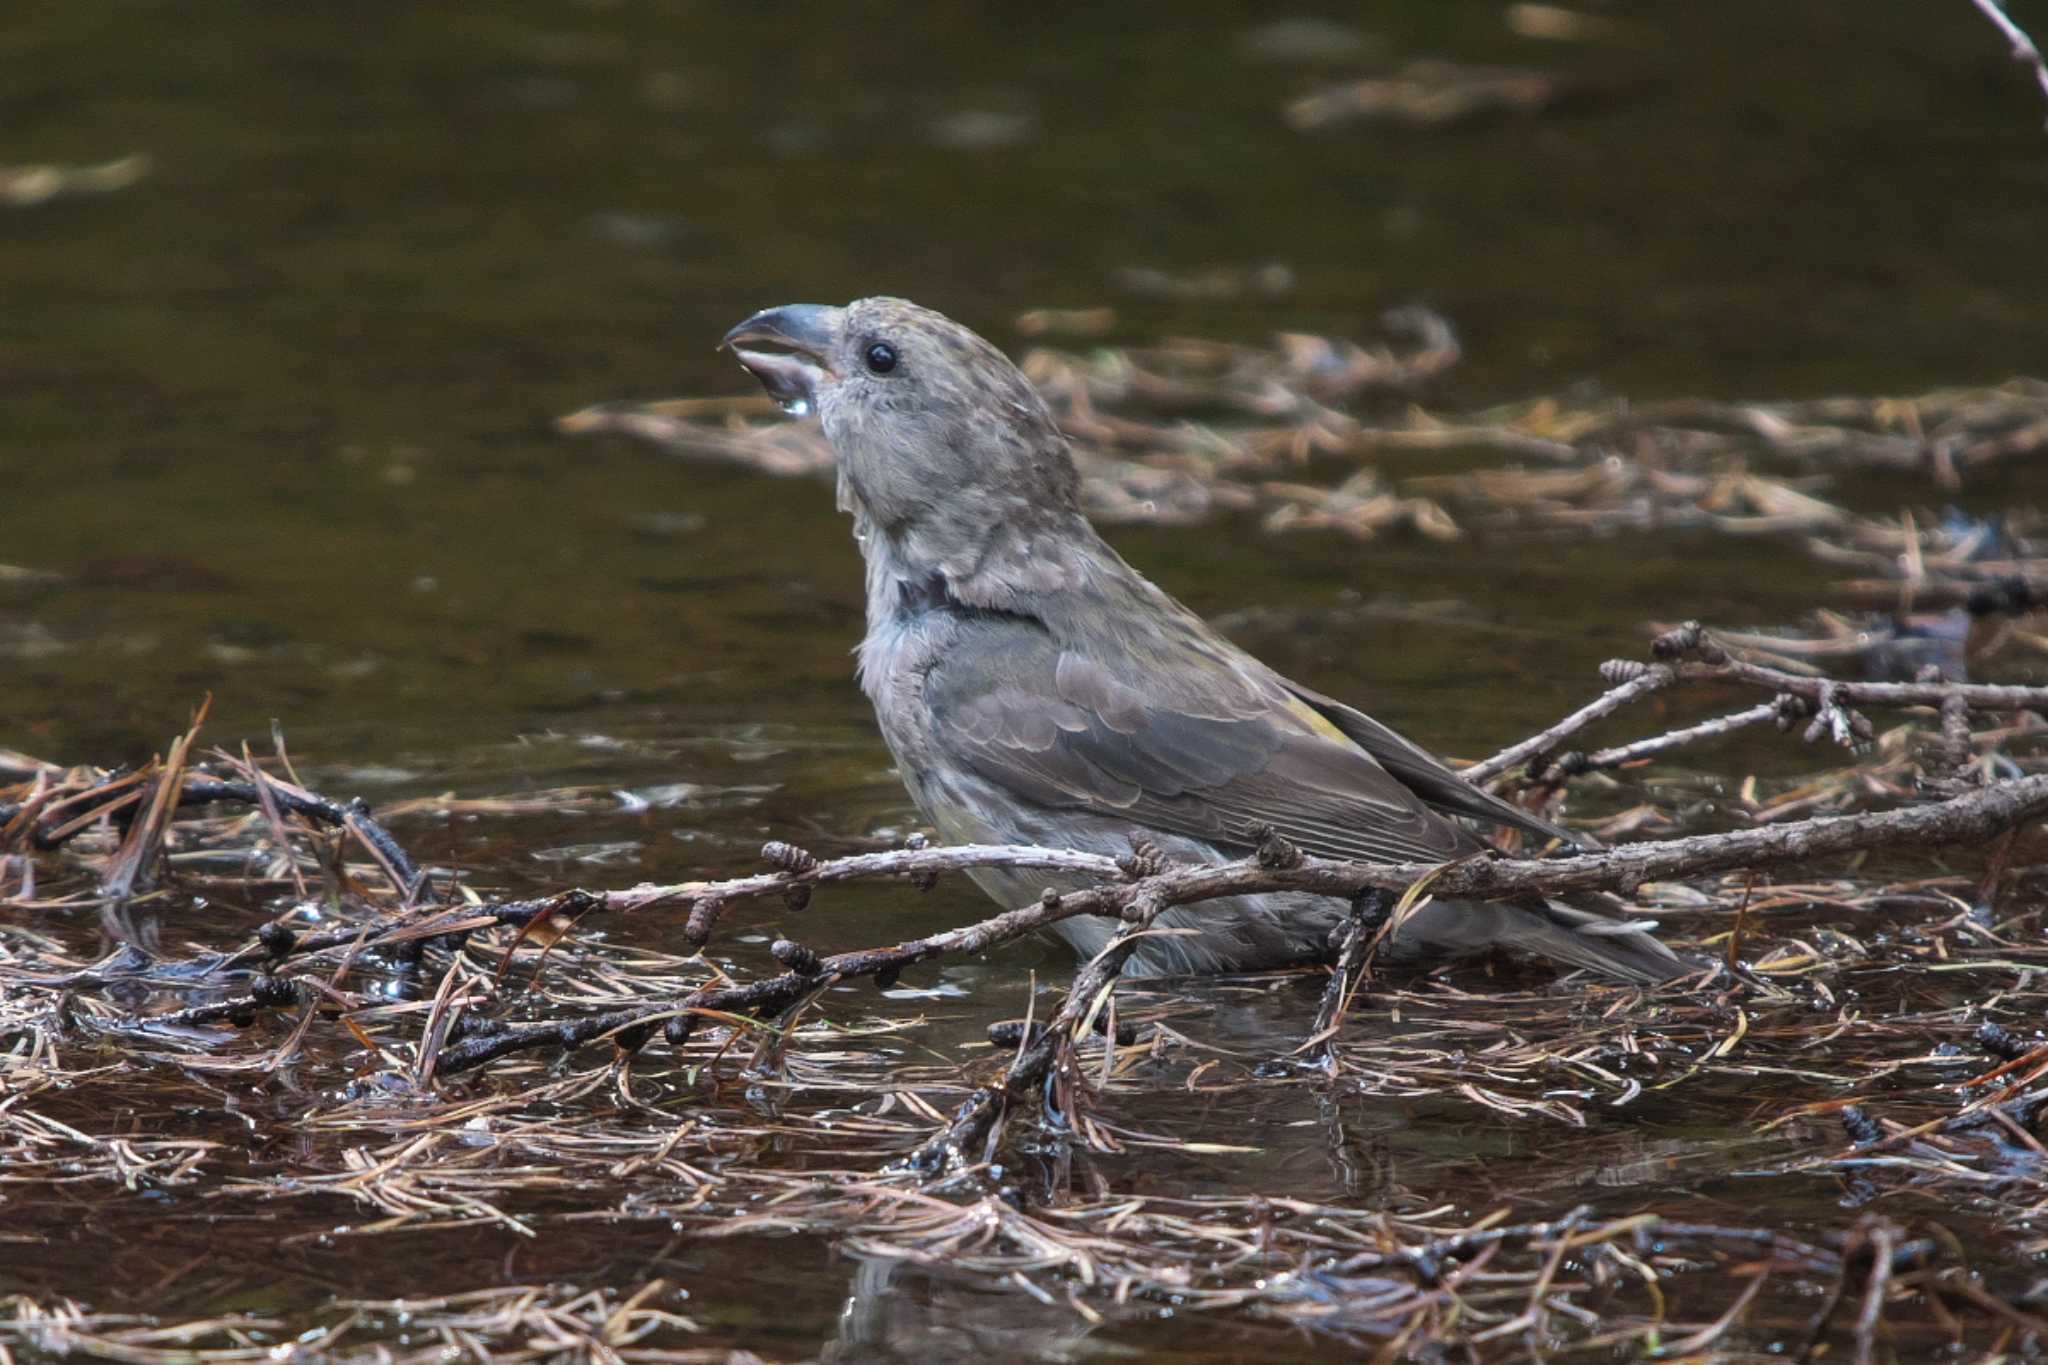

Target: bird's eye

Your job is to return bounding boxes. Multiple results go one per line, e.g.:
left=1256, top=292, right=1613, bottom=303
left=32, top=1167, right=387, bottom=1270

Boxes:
left=864, top=342, right=898, bottom=375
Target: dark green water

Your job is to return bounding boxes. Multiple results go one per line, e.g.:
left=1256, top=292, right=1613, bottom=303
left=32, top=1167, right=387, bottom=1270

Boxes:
left=6, top=2, right=2048, bottom=1358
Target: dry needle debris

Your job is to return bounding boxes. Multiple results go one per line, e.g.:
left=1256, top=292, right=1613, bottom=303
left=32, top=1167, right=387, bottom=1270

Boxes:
left=0, top=1284, right=742, bottom=1365
left=7, top=613, right=2048, bottom=1355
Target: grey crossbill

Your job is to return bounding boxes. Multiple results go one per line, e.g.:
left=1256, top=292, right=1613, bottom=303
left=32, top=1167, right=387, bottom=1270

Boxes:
left=723, top=297, right=1683, bottom=982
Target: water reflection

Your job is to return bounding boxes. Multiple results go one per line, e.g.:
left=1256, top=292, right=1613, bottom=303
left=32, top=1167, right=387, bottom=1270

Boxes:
left=826, top=1258, right=1103, bottom=1364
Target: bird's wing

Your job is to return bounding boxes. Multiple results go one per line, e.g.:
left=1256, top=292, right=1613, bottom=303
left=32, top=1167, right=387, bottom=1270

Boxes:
left=1278, top=679, right=1583, bottom=848
left=924, top=621, right=1474, bottom=865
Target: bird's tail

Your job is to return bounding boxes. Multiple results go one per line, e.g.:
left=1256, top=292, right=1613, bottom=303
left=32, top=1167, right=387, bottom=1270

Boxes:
left=1395, top=896, right=1692, bottom=984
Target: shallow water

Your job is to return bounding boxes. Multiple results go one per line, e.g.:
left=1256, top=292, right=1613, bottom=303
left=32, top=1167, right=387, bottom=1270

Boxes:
left=7, top=2, right=2048, bottom=1358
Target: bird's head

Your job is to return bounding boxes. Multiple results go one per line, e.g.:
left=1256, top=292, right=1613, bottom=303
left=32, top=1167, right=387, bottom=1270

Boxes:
left=722, top=297, right=1082, bottom=552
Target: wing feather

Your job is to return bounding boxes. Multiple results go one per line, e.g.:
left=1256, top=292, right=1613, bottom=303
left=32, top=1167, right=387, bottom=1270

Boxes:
left=1280, top=679, right=1583, bottom=848
left=926, top=623, right=1474, bottom=865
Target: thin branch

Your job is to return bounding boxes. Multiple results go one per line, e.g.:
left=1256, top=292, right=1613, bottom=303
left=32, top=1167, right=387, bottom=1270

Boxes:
left=1676, top=658, right=2048, bottom=713
left=1971, top=0, right=2048, bottom=126
left=1470, top=623, right=2048, bottom=792
left=430, top=875, right=1133, bottom=1076
left=1461, top=664, right=1676, bottom=785
left=630, top=768, right=2048, bottom=928
left=427, top=769, right=2048, bottom=1076
left=3, top=768, right=425, bottom=903
left=900, top=884, right=1171, bottom=1176
left=606, top=840, right=1134, bottom=946
left=1540, top=700, right=1788, bottom=779
left=1302, top=890, right=1391, bottom=1073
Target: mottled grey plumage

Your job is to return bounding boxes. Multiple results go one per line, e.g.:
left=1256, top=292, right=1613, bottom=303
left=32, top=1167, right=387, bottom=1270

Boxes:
left=723, top=297, right=1684, bottom=981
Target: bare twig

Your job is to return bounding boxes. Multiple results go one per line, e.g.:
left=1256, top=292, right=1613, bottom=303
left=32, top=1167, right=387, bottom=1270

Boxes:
left=1675, top=657, right=2048, bottom=714
left=4, top=766, right=425, bottom=903
left=622, top=768, right=2048, bottom=931
left=1970, top=0, right=2048, bottom=126
left=1461, top=663, right=1676, bottom=785
left=1305, top=893, right=1387, bottom=1073
left=415, top=768, right=2048, bottom=1078
left=901, top=881, right=1173, bottom=1176
left=1540, top=699, right=1789, bottom=780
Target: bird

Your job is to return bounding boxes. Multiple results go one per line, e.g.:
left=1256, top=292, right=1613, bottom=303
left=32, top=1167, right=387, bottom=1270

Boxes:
left=720, top=296, right=1684, bottom=982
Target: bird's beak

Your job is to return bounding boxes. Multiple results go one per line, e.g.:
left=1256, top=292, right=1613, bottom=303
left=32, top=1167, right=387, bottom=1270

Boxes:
left=720, top=303, right=843, bottom=411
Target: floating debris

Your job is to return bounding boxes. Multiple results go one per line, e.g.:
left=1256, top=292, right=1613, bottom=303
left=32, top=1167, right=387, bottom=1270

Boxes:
left=1011, top=305, right=1117, bottom=338
left=0, top=564, right=64, bottom=588
left=1238, top=18, right=1376, bottom=64
left=1286, top=61, right=1563, bottom=131
left=927, top=108, right=1037, bottom=151
left=0, top=154, right=150, bottom=209
left=1112, top=261, right=1295, bottom=301
left=1505, top=3, right=1629, bottom=43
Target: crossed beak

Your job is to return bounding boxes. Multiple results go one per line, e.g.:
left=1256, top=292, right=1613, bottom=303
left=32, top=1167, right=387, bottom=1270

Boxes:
left=720, top=303, right=843, bottom=410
